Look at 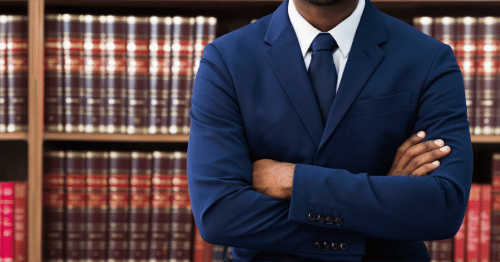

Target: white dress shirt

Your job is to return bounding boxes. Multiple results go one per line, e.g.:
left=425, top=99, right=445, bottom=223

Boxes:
left=288, top=0, right=365, bottom=91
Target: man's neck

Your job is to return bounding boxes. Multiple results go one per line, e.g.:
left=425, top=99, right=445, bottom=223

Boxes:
left=294, top=0, right=358, bottom=32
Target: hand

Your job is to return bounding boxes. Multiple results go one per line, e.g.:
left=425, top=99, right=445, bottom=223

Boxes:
left=251, top=159, right=296, bottom=201
left=388, top=131, right=451, bottom=177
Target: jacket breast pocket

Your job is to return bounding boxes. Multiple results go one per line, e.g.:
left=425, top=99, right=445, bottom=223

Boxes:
left=354, top=91, right=413, bottom=117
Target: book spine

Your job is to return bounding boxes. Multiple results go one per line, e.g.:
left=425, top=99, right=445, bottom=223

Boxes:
left=128, top=151, right=152, bottom=262
left=456, top=16, right=477, bottom=135
left=2, top=182, right=14, bottom=262
left=43, top=150, right=66, bottom=262
left=159, top=17, right=173, bottom=135
left=62, top=14, right=85, bottom=133
left=107, top=151, right=131, bottom=262
left=192, top=16, right=217, bottom=77
left=0, top=15, right=7, bottom=133
left=412, top=16, right=433, bottom=37
left=148, top=16, right=171, bottom=135
left=83, top=15, right=107, bottom=134
left=192, top=223, right=204, bottom=262
left=169, top=151, right=191, bottom=262
left=433, top=17, right=456, bottom=52
left=85, top=151, right=109, bottom=262
left=149, top=151, right=172, bottom=261
left=491, top=153, right=500, bottom=262
left=467, top=184, right=481, bottom=262
left=479, top=184, right=491, bottom=262
left=44, top=14, right=64, bottom=133
left=454, top=211, right=467, bottom=262
left=211, top=245, right=225, bottom=262
left=13, top=182, right=26, bottom=262
left=105, top=15, right=127, bottom=134
left=168, top=17, right=195, bottom=135
left=6, top=15, right=28, bottom=133
left=65, top=150, right=87, bottom=262
left=475, top=17, right=498, bottom=135
left=0, top=183, right=3, bottom=262
left=126, top=16, right=149, bottom=134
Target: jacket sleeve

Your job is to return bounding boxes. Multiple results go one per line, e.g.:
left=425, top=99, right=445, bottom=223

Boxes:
left=187, top=43, right=368, bottom=260
left=288, top=44, right=473, bottom=241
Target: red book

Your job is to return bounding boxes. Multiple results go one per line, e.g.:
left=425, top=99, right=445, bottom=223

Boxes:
left=454, top=209, right=467, bottom=262
left=65, top=150, right=87, bottom=262
left=168, top=17, right=195, bottom=135
left=430, top=238, right=453, bottom=262
left=107, top=151, right=131, bottom=261
left=62, top=14, right=84, bottom=133
left=148, top=16, right=172, bottom=135
left=467, top=184, right=481, bottom=262
left=105, top=15, right=127, bottom=134
left=456, top=17, right=477, bottom=135
left=13, top=182, right=26, bottom=262
left=85, top=151, right=108, bottom=261
left=6, top=15, right=28, bottom=133
left=82, top=15, right=107, bottom=133
left=149, top=151, right=173, bottom=260
left=126, top=16, right=149, bottom=134
left=2, top=182, right=14, bottom=262
left=479, top=184, right=492, bottom=262
left=44, top=14, right=64, bottom=133
left=128, top=151, right=152, bottom=261
left=0, top=183, right=3, bottom=262
left=169, top=151, right=192, bottom=262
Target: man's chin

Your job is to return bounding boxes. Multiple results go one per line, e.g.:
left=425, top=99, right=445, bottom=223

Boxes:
left=306, top=0, right=341, bottom=6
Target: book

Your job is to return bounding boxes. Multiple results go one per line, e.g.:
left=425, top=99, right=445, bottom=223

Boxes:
left=13, top=182, right=26, bottom=262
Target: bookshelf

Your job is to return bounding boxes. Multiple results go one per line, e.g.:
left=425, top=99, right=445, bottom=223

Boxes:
left=0, top=0, right=490, bottom=262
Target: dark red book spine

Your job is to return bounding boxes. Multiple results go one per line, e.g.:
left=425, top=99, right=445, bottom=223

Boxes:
left=467, top=184, right=481, bottom=262
left=42, top=150, right=66, bottom=262
left=0, top=16, right=8, bottom=133
left=479, top=184, right=491, bottom=262
left=62, top=14, right=84, bottom=133
left=6, top=15, right=28, bottom=133
left=456, top=17, right=477, bottom=135
left=83, top=15, right=107, bottom=134
left=475, top=17, right=498, bottom=135
left=430, top=238, right=453, bottom=262
left=2, top=182, right=14, bottom=262
left=107, top=151, right=131, bottom=262
left=85, top=151, right=109, bottom=262
left=169, top=151, right=192, bottom=262
left=454, top=210, right=467, bottom=262
left=412, top=16, right=433, bottom=37
left=491, top=153, right=500, bottom=262
left=168, top=17, right=194, bottom=135
left=105, top=15, right=127, bottom=134
left=65, top=150, right=87, bottom=262
left=192, top=223, right=204, bottom=262
left=433, top=17, right=456, bottom=52
left=148, top=16, right=172, bottom=135
left=44, top=14, right=64, bottom=133
left=128, top=151, right=152, bottom=262
left=126, top=16, right=149, bottom=134
left=13, top=182, right=26, bottom=262
left=149, top=151, right=173, bottom=260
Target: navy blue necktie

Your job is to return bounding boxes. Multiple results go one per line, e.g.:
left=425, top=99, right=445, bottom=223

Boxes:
left=308, top=33, right=338, bottom=125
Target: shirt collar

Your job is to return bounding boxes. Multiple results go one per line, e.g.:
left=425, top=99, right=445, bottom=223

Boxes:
left=288, top=0, right=365, bottom=58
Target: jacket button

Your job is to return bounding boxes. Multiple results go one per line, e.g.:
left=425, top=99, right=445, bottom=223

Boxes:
left=331, top=242, right=339, bottom=251
left=340, top=242, right=349, bottom=251
left=334, top=217, right=343, bottom=226
left=323, top=241, right=331, bottom=250
left=307, top=212, right=317, bottom=222
left=316, top=215, right=325, bottom=223
left=325, top=216, right=334, bottom=225
left=314, top=241, right=322, bottom=250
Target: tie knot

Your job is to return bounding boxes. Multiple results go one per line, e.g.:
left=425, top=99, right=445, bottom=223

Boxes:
left=311, top=33, right=338, bottom=52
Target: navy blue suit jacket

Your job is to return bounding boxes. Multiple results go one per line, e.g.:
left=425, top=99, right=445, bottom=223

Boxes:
left=187, top=0, right=473, bottom=261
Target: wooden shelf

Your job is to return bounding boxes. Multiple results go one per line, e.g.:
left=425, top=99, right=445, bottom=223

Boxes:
left=0, top=132, right=27, bottom=140
left=44, top=132, right=190, bottom=142
left=471, top=135, right=500, bottom=144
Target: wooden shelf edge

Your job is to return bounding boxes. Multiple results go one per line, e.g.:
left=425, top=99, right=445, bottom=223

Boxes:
left=0, top=132, right=27, bottom=140
left=44, top=132, right=190, bottom=142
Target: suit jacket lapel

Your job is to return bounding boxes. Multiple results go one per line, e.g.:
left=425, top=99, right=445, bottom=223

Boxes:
left=318, top=0, right=388, bottom=152
left=264, top=0, right=324, bottom=148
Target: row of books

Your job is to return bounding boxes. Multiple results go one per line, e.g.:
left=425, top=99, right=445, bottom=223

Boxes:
left=413, top=16, right=500, bottom=136
left=44, top=14, right=216, bottom=135
left=0, top=182, right=27, bottom=262
left=42, top=150, right=192, bottom=262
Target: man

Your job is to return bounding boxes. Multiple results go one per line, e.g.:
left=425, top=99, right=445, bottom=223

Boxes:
left=187, top=0, right=473, bottom=261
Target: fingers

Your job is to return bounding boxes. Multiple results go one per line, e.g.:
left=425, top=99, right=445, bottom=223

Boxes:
left=397, top=136, right=448, bottom=172
left=406, top=145, right=451, bottom=177
left=394, top=131, right=426, bottom=165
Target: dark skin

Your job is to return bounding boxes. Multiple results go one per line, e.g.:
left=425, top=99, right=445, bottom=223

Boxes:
left=251, top=0, right=452, bottom=200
